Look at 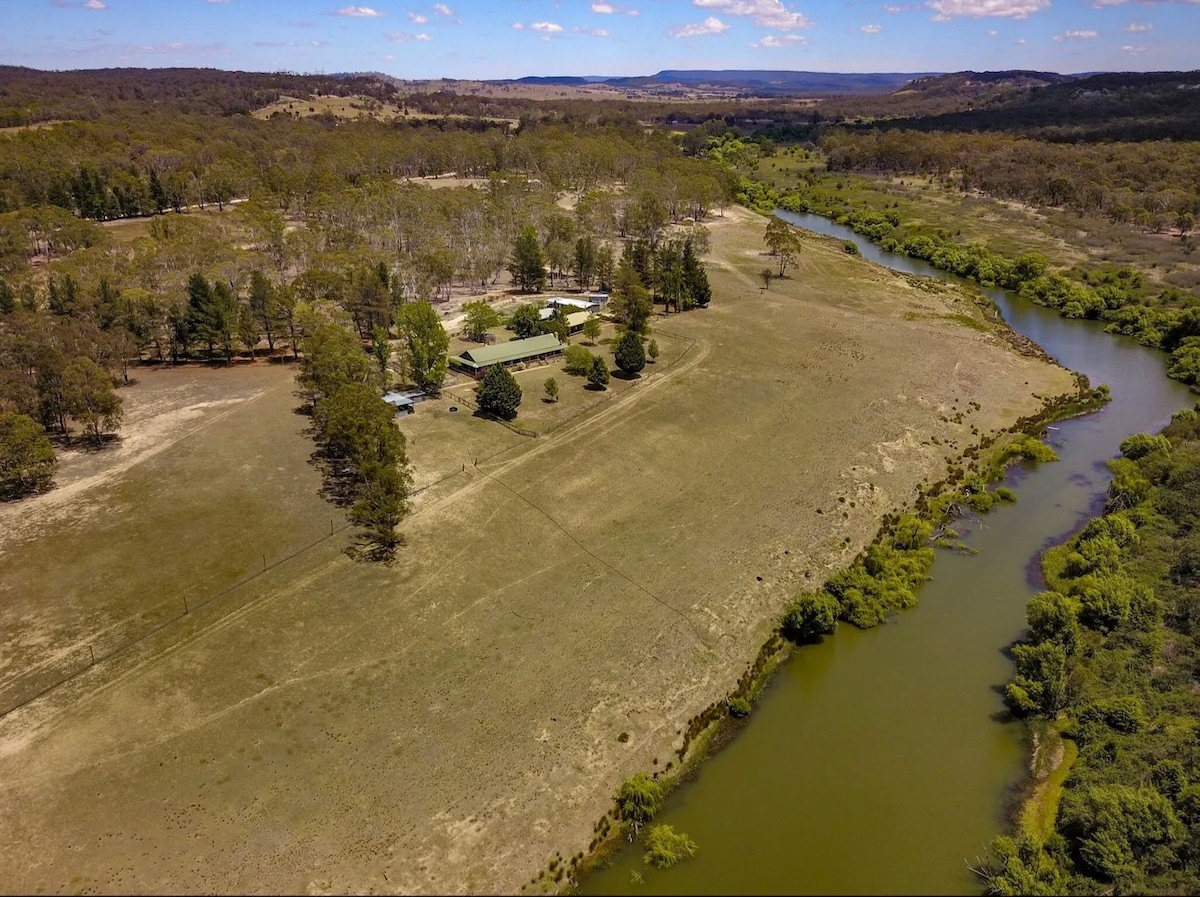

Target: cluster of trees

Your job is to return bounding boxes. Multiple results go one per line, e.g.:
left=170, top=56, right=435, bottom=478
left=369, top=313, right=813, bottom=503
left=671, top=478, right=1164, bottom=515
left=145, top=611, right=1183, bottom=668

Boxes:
left=988, top=409, right=1200, bottom=895
left=298, top=323, right=411, bottom=555
left=0, top=310, right=125, bottom=449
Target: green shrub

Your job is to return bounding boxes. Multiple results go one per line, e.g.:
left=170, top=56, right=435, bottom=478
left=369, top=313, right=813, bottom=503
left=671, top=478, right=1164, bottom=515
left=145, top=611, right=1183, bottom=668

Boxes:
left=563, top=344, right=593, bottom=375
left=782, top=592, right=840, bottom=643
left=1119, top=433, right=1171, bottom=461
left=643, top=824, right=698, bottom=869
left=616, top=773, right=662, bottom=827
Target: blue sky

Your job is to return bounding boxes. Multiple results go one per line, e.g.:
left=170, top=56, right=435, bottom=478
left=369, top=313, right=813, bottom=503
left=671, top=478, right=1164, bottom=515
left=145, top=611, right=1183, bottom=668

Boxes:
left=1, top=0, right=1197, bottom=79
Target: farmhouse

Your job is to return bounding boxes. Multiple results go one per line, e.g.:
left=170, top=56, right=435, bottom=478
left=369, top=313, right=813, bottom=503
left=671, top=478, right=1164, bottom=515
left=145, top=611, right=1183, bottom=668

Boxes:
left=536, top=308, right=597, bottom=334
left=449, top=333, right=564, bottom=378
left=544, top=296, right=601, bottom=312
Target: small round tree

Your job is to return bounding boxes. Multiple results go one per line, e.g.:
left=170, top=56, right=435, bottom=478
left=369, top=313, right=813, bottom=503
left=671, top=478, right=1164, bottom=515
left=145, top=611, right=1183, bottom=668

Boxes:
left=587, top=355, right=610, bottom=390
left=613, top=329, right=646, bottom=375
left=476, top=364, right=522, bottom=419
left=647, top=339, right=660, bottom=364
left=543, top=377, right=559, bottom=403
left=0, top=412, right=58, bottom=499
left=582, top=316, right=602, bottom=344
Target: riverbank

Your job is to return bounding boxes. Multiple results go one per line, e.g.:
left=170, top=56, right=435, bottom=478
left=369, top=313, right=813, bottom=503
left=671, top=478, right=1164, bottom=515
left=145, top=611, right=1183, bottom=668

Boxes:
left=577, top=210, right=1194, bottom=896
left=0, top=206, right=1073, bottom=896
left=570, top=365, right=1103, bottom=893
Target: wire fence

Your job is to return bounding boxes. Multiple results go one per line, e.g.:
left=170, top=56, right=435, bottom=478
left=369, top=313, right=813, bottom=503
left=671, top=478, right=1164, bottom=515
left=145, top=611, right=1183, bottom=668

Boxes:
left=0, top=517, right=353, bottom=718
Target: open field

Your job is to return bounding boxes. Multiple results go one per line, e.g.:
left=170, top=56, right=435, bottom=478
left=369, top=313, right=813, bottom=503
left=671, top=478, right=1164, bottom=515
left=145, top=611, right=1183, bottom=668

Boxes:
left=0, top=205, right=1074, bottom=894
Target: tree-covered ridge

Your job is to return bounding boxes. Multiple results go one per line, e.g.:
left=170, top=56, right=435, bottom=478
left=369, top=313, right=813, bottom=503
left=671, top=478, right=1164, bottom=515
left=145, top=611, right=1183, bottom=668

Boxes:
left=818, top=130, right=1200, bottom=231
left=0, top=113, right=733, bottom=221
left=0, top=66, right=401, bottom=126
left=988, top=407, right=1200, bottom=896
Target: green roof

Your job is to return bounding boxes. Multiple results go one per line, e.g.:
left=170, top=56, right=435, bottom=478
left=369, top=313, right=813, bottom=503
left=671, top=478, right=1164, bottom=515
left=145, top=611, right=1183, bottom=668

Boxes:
left=453, top=333, right=563, bottom=368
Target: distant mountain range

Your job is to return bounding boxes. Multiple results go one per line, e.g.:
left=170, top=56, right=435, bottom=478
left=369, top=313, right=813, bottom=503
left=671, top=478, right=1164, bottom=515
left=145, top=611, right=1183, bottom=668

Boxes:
left=507, top=70, right=941, bottom=94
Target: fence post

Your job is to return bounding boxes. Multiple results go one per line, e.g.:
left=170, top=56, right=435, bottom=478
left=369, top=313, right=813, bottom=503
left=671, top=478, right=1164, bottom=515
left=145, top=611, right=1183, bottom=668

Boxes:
left=89, top=645, right=95, bottom=666
left=263, top=553, right=267, bottom=572
left=183, top=593, right=189, bottom=615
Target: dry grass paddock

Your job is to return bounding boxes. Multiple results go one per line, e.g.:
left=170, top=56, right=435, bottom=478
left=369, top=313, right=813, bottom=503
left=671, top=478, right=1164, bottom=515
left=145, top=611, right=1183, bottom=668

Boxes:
left=0, top=206, right=1074, bottom=894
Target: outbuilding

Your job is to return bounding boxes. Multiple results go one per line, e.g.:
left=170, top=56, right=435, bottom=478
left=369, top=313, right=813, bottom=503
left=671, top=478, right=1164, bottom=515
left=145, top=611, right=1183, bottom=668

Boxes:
left=382, top=392, right=416, bottom=415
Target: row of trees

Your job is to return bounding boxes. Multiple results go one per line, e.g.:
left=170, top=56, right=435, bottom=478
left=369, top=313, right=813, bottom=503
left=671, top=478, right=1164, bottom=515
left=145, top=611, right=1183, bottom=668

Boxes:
left=298, top=323, right=411, bottom=556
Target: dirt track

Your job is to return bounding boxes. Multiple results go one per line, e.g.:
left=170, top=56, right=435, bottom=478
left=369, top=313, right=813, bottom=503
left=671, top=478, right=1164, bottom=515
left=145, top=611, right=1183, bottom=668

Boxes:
left=0, top=207, right=1075, bottom=894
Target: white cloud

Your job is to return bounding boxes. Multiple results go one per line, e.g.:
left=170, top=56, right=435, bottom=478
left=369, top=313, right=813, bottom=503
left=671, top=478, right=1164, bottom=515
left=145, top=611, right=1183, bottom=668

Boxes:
left=925, top=0, right=1050, bottom=19
left=338, top=6, right=385, bottom=17
left=592, top=2, right=615, bottom=10
left=1121, top=44, right=1147, bottom=53
left=669, top=15, right=730, bottom=36
left=408, top=11, right=427, bottom=23
left=862, top=23, right=882, bottom=32
left=531, top=21, right=563, bottom=32
left=883, top=3, right=911, bottom=10
left=85, top=0, right=106, bottom=8
left=1124, top=20, right=1153, bottom=30
left=254, top=39, right=297, bottom=47
left=693, top=0, right=813, bottom=30
left=387, top=31, right=432, bottom=41
left=1090, top=0, right=1198, bottom=6
left=931, top=12, right=951, bottom=20
left=511, top=22, right=524, bottom=30
left=752, top=32, right=807, bottom=46
left=987, top=27, right=998, bottom=34
left=1054, top=29, right=1099, bottom=40
left=574, top=26, right=611, bottom=36
left=433, top=2, right=453, bottom=14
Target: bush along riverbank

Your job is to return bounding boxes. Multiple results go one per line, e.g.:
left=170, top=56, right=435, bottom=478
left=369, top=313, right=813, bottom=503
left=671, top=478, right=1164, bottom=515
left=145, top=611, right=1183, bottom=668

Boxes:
left=982, top=404, right=1200, bottom=896
left=748, top=176, right=1200, bottom=392
left=555, top=375, right=1109, bottom=893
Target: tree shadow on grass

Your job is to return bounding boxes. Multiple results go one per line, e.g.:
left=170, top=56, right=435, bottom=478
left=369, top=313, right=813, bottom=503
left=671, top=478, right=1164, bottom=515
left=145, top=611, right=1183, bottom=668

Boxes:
left=344, top=535, right=402, bottom=565
left=609, top=369, right=642, bottom=382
